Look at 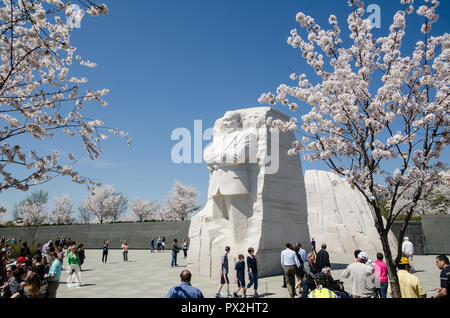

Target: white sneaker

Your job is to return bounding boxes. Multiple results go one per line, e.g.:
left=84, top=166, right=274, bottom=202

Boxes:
left=67, top=283, right=74, bottom=288
left=75, top=284, right=81, bottom=288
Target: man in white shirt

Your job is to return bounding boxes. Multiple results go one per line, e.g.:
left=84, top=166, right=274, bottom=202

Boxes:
left=281, top=243, right=300, bottom=298
left=402, top=237, right=415, bottom=273
left=342, top=251, right=376, bottom=298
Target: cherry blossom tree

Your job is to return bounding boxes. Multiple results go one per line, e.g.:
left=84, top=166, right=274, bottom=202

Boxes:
left=17, top=201, right=47, bottom=242
left=390, top=168, right=450, bottom=216
left=13, top=189, right=48, bottom=219
left=129, top=198, right=159, bottom=222
left=259, top=0, right=449, bottom=297
left=49, top=194, right=73, bottom=224
left=0, top=0, right=130, bottom=193
left=160, top=180, right=200, bottom=221
left=81, top=184, right=121, bottom=224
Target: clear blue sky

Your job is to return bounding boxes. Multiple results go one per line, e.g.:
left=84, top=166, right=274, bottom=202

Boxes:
left=1, top=0, right=449, bottom=221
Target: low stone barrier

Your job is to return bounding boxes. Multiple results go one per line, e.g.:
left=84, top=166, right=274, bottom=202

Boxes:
left=0, top=221, right=190, bottom=249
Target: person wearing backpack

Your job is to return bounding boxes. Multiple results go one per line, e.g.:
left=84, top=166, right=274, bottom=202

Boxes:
left=301, top=252, right=319, bottom=298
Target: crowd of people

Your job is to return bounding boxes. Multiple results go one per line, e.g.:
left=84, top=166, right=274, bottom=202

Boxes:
left=2, top=234, right=448, bottom=299
left=166, top=237, right=449, bottom=299
left=277, top=237, right=449, bottom=299
left=0, top=236, right=86, bottom=298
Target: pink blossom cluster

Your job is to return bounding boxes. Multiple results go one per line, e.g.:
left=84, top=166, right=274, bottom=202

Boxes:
left=259, top=0, right=449, bottom=218
left=49, top=194, right=73, bottom=224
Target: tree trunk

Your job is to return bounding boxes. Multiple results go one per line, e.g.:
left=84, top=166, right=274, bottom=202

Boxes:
left=372, top=204, right=402, bottom=298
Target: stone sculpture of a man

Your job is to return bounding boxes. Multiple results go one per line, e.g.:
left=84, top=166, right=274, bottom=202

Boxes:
left=203, top=111, right=257, bottom=243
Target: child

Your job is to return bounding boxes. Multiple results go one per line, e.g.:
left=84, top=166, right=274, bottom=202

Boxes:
left=233, top=254, right=247, bottom=298
left=216, top=246, right=232, bottom=298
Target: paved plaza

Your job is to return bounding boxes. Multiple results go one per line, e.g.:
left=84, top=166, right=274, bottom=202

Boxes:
left=56, top=249, right=442, bottom=298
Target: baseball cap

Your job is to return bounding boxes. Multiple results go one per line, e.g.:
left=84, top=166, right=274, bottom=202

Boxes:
left=17, top=256, right=27, bottom=263
left=357, top=252, right=368, bottom=260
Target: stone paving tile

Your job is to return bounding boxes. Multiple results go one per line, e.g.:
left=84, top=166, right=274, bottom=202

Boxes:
left=56, top=249, right=442, bottom=298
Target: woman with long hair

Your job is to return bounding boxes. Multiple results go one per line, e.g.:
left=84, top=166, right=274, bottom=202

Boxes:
left=11, top=272, right=46, bottom=298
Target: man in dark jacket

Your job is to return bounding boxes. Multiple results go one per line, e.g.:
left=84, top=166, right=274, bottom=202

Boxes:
left=19, top=242, right=31, bottom=258
left=316, top=243, right=331, bottom=271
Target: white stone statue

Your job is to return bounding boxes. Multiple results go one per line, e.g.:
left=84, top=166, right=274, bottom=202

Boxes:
left=188, top=107, right=310, bottom=277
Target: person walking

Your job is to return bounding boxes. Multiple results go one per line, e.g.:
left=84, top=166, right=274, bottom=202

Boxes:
left=166, top=270, right=204, bottom=298
left=122, top=240, right=129, bottom=262
left=77, top=244, right=86, bottom=271
left=216, top=246, right=232, bottom=298
left=316, top=243, right=331, bottom=272
left=233, top=254, right=247, bottom=298
left=311, top=238, right=317, bottom=255
left=150, top=238, right=155, bottom=253
left=296, top=242, right=307, bottom=262
left=66, top=246, right=81, bottom=288
left=342, top=251, right=376, bottom=298
left=300, top=252, right=318, bottom=298
left=246, top=247, right=259, bottom=298
left=102, top=240, right=109, bottom=263
left=162, top=237, right=166, bottom=252
left=294, top=243, right=305, bottom=295
left=402, top=237, right=415, bottom=273
left=281, top=243, right=300, bottom=298
left=432, top=254, right=449, bottom=298
left=45, top=252, right=61, bottom=298
left=171, top=239, right=180, bottom=267
left=388, top=257, right=425, bottom=298
left=373, top=252, right=389, bottom=298
left=182, top=239, right=188, bottom=258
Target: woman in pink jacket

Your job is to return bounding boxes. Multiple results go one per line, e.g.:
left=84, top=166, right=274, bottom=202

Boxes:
left=373, top=252, right=388, bottom=298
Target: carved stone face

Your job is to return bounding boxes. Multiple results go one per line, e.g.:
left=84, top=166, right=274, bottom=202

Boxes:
left=223, top=112, right=241, bottom=130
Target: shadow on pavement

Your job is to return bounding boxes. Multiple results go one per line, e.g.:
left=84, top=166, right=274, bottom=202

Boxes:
left=331, top=263, right=349, bottom=270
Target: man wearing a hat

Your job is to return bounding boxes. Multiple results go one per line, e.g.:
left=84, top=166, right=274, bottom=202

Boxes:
left=388, top=257, right=426, bottom=298
left=342, top=251, right=376, bottom=298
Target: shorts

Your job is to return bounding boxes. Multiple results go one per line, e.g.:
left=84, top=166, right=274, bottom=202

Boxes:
left=220, top=274, right=229, bottom=285
left=237, top=279, right=246, bottom=288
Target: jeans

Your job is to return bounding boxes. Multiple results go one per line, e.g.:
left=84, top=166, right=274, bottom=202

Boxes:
left=150, top=246, right=154, bottom=253
left=102, top=252, right=108, bottom=263
left=123, top=251, right=128, bottom=262
left=171, top=251, right=178, bottom=266
left=183, top=249, right=187, bottom=257
left=380, top=282, right=388, bottom=298
left=246, top=271, right=258, bottom=291
left=301, top=281, right=315, bottom=298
